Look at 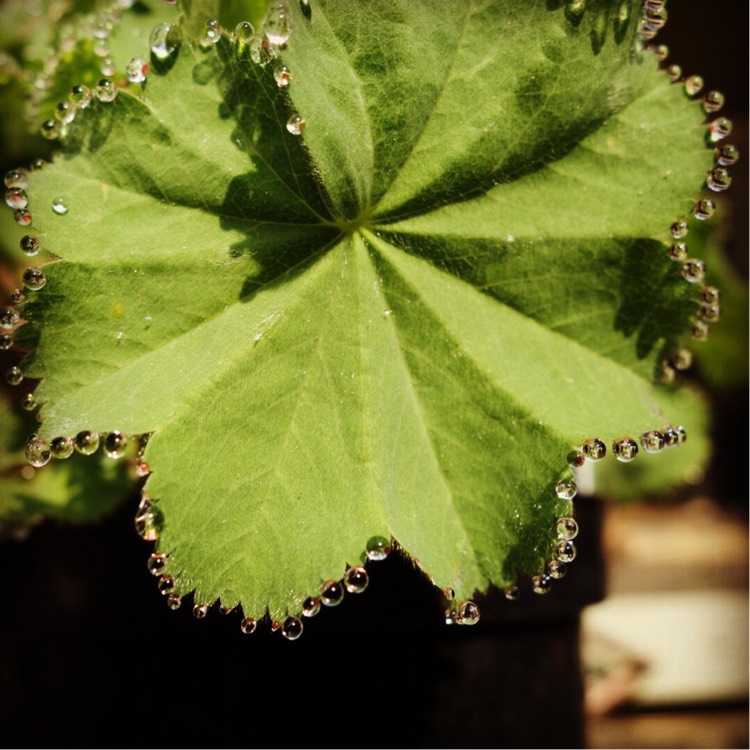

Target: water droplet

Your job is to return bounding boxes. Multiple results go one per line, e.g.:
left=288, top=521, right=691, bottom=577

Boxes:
left=703, top=90, right=725, bottom=113
left=4, top=168, right=29, bottom=190
left=199, top=19, right=223, bottom=48
left=99, top=56, right=115, bottom=78
left=638, top=18, right=657, bottom=40
left=683, top=75, right=703, bottom=97
left=670, top=220, right=688, bottom=239
left=715, top=144, right=739, bottom=166
left=666, top=64, right=682, bottom=82
left=532, top=574, right=552, bottom=595
left=555, top=479, right=577, bottom=500
left=10, top=289, right=25, bottom=306
left=74, top=430, right=100, bottom=455
left=676, top=426, right=687, bottom=445
left=504, top=585, right=520, bottom=601
left=250, top=38, right=277, bottom=66
left=0, top=307, right=20, bottom=328
left=681, top=259, right=706, bottom=283
left=302, top=596, right=321, bottom=617
left=22, top=267, right=46, bottom=291
left=286, top=114, right=306, bottom=136
left=126, top=58, right=148, bottom=84
left=0, top=333, right=12, bottom=350
left=167, top=594, right=182, bottom=609
left=662, top=425, right=680, bottom=448
left=701, top=286, right=720, bottom=305
left=668, top=242, right=688, bottom=262
left=444, top=605, right=456, bottom=625
left=270, top=620, right=281, bottom=632
left=548, top=560, right=567, bottom=579
left=150, top=22, right=182, bottom=60
left=21, top=393, right=37, bottom=411
left=582, top=438, right=606, bottom=461
left=5, top=365, right=23, bottom=386
left=643, top=6, right=667, bottom=31
left=320, top=579, right=344, bottom=606
left=555, top=540, right=577, bottom=563
left=52, top=197, right=69, bottom=215
left=240, top=616, right=257, bottom=634
left=567, top=449, right=585, bottom=468
left=55, top=101, right=76, bottom=124
left=653, top=43, right=669, bottom=62
left=640, top=430, right=665, bottom=454
left=443, top=587, right=456, bottom=601
left=658, top=359, right=676, bottom=384
left=698, top=302, right=721, bottom=323
left=234, top=21, right=255, bottom=46
left=20, top=235, right=40, bottom=256
left=709, top=117, right=732, bottom=142
left=281, top=615, right=303, bottom=640
left=104, top=430, right=128, bottom=458
left=5, top=188, right=28, bottom=209
left=148, top=552, right=168, bottom=575
left=135, top=461, right=150, bottom=477
left=14, top=209, right=32, bottom=226
left=693, top=199, right=716, bottom=220
left=613, top=437, right=638, bottom=462
left=193, top=603, right=209, bottom=619
left=135, top=496, right=164, bottom=541
left=26, top=437, right=51, bottom=467
left=671, top=348, right=693, bottom=371
left=40, top=119, right=61, bottom=140
left=157, top=574, right=175, bottom=595
left=265, top=2, right=292, bottom=46
left=692, top=321, right=710, bottom=340
left=273, top=63, right=291, bottom=88
left=365, top=535, right=391, bottom=561
left=70, top=84, right=92, bottom=108
left=456, top=600, right=480, bottom=626
left=50, top=436, right=74, bottom=459
left=344, top=565, right=369, bottom=594
left=95, top=78, right=117, bottom=103
left=706, top=167, right=732, bottom=192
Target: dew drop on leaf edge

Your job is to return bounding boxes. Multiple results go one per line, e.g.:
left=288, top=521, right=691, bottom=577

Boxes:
left=320, top=579, right=344, bottom=606
left=365, top=536, right=391, bottom=561
left=344, top=566, right=369, bottom=594
left=240, top=617, right=257, bottom=634
left=281, top=615, right=303, bottom=640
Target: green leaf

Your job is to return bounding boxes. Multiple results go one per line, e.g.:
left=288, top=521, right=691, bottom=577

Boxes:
left=9, top=0, right=716, bottom=622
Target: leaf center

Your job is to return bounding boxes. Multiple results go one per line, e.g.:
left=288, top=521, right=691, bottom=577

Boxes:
left=329, top=208, right=373, bottom=235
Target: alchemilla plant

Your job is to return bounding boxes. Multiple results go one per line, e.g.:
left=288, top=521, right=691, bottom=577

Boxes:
left=0, top=0, right=736, bottom=638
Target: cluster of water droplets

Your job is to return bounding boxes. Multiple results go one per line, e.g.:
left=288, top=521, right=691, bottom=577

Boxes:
left=2, top=164, right=63, bottom=397
left=22, top=428, right=139, bottom=469
left=26, top=0, right=161, bottom=142
left=215, top=3, right=304, bottom=137
left=636, top=0, right=737, bottom=375
left=148, top=534, right=393, bottom=641
left=500, top=427, right=688, bottom=600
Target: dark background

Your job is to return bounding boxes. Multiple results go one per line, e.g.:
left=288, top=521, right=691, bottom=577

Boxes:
left=1, top=1, right=747, bottom=747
